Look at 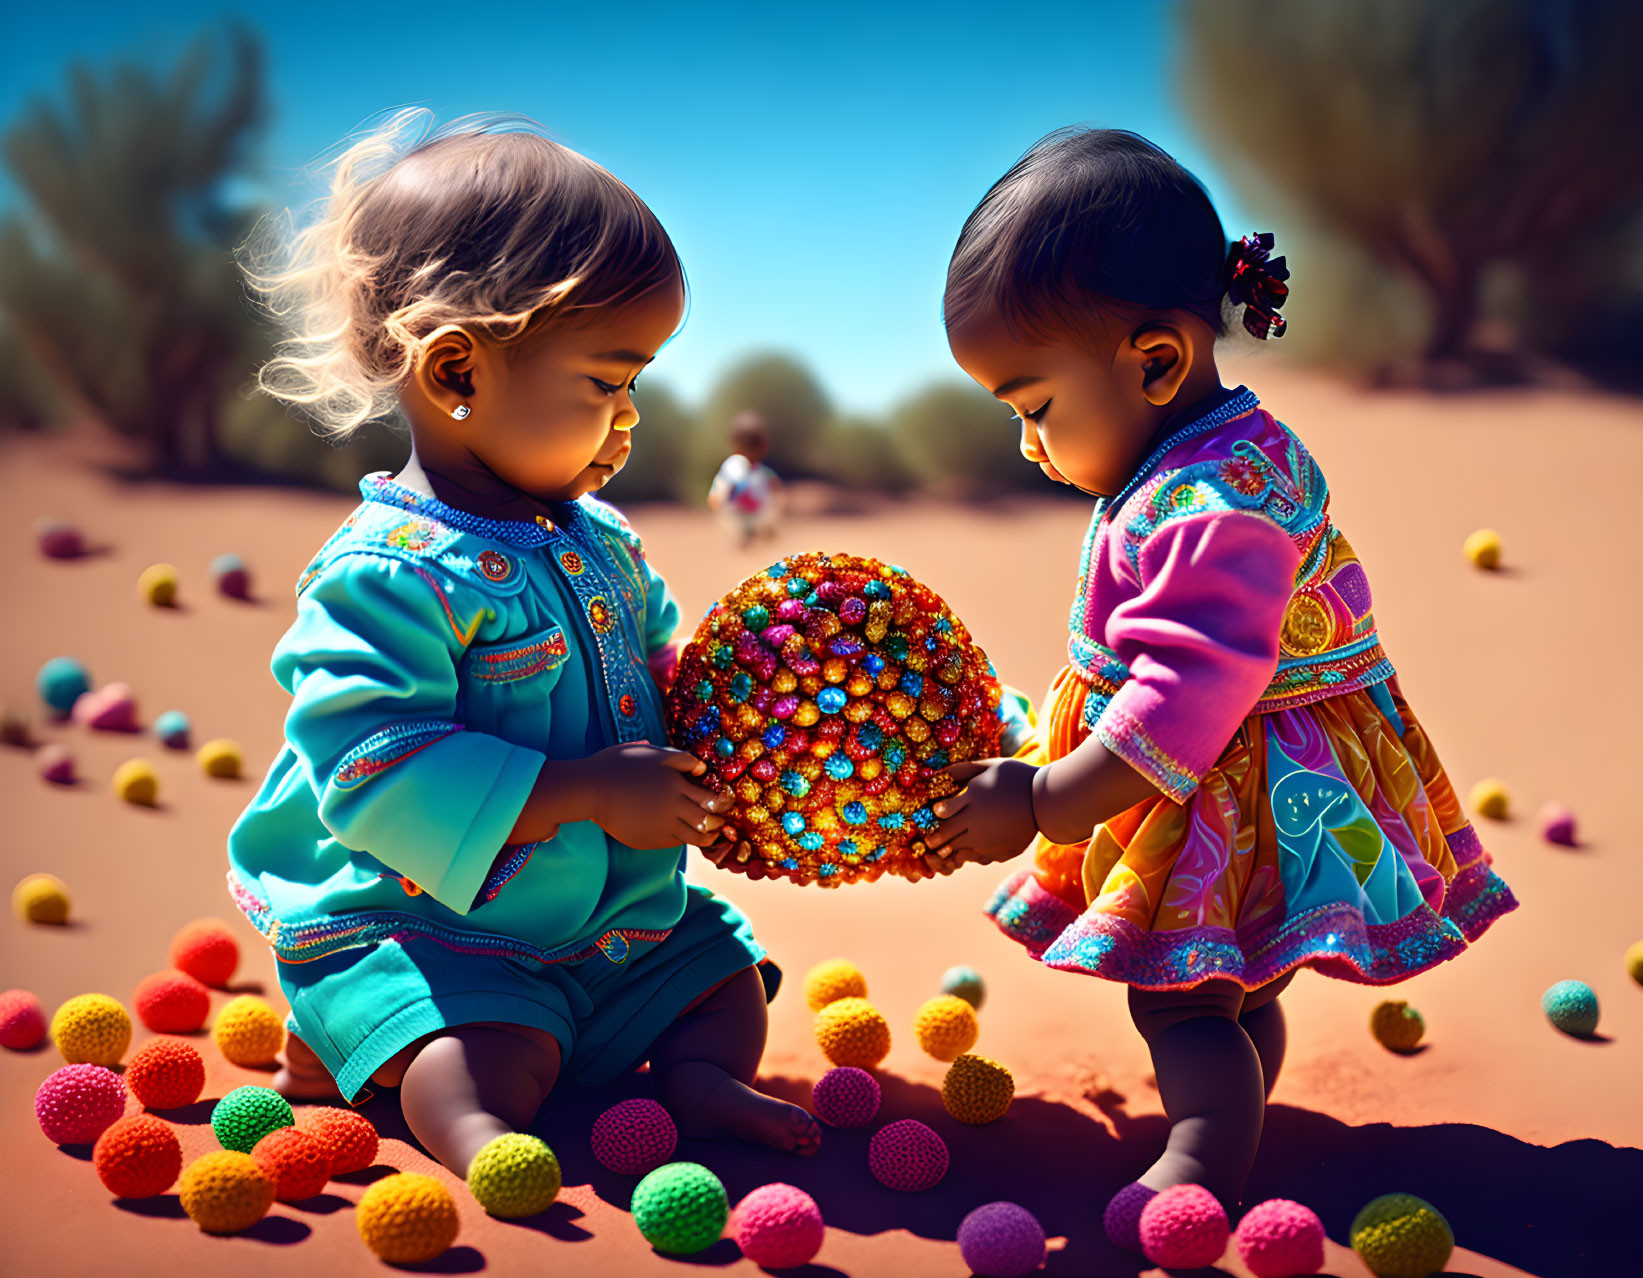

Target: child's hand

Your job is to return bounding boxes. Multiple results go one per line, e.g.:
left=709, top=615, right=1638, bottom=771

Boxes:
left=588, top=742, right=733, bottom=849
left=924, top=758, right=1039, bottom=869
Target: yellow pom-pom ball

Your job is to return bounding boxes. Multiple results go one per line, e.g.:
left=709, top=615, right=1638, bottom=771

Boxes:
left=50, top=993, right=133, bottom=1066
left=138, top=563, right=179, bottom=607
left=1350, top=1192, right=1454, bottom=1277
left=1626, top=940, right=1643, bottom=987
left=212, top=995, right=285, bottom=1067
left=1467, top=777, right=1508, bottom=820
left=13, top=872, right=71, bottom=924
left=466, top=1132, right=561, bottom=1218
left=804, top=958, right=868, bottom=1011
left=357, top=1171, right=460, bottom=1263
left=941, top=1053, right=1015, bottom=1125
left=913, top=994, right=979, bottom=1062
left=1462, top=528, right=1501, bottom=570
left=197, top=738, right=243, bottom=779
left=179, top=1150, right=275, bottom=1234
left=1370, top=1000, right=1426, bottom=1053
left=112, top=758, right=159, bottom=807
left=814, top=997, right=891, bottom=1068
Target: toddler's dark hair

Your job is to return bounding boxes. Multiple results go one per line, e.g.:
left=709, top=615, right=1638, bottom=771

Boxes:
left=944, top=127, right=1238, bottom=347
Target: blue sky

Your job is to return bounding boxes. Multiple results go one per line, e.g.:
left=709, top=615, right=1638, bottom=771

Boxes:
left=0, top=1, right=1247, bottom=414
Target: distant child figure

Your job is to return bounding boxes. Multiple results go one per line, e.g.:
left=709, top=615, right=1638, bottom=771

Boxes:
left=708, top=410, right=783, bottom=545
left=923, top=128, right=1517, bottom=1239
left=228, top=110, right=818, bottom=1215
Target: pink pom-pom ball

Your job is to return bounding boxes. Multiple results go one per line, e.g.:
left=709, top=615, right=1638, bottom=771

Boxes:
left=1538, top=802, right=1577, bottom=847
left=589, top=1099, right=677, bottom=1175
left=1234, top=1198, right=1326, bottom=1277
left=1139, top=1184, right=1231, bottom=1268
left=1103, top=1181, right=1157, bottom=1253
left=812, top=1066, right=881, bottom=1128
left=36, top=743, right=76, bottom=785
left=0, top=988, right=48, bottom=1049
left=867, top=1119, right=948, bottom=1192
left=36, top=1063, right=127, bottom=1144
left=731, top=1183, right=825, bottom=1268
left=957, top=1201, right=1047, bottom=1278
left=36, top=519, right=85, bottom=560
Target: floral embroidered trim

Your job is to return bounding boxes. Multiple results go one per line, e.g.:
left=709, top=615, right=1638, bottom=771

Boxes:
left=559, top=550, right=585, bottom=575
left=334, top=721, right=459, bottom=790
left=1254, top=635, right=1395, bottom=714
left=1066, top=634, right=1130, bottom=697
left=477, top=549, right=512, bottom=581
left=362, top=473, right=558, bottom=547
left=387, top=520, right=441, bottom=552
left=469, top=632, right=569, bottom=683
left=1094, top=702, right=1199, bottom=802
left=985, top=868, right=1080, bottom=956
left=587, top=595, right=615, bottom=634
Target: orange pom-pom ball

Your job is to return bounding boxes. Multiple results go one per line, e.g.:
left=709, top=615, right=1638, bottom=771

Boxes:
left=356, top=1172, right=460, bottom=1263
left=814, top=996, right=891, bottom=1068
left=300, top=1106, right=379, bottom=1175
left=94, top=1114, right=183, bottom=1198
left=125, top=1036, right=207, bottom=1110
left=50, top=993, right=132, bottom=1066
left=804, top=958, right=868, bottom=1011
left=179, top=1150, right=276, bottom=1234
left=253, top=1125, right=333, bottom=1202
left=212, top=994, right=284, bottom=1066
left=169, top=918, right=239, bottom=988
left=133, top=970, right=211, bottom=1033
left=913, top=994, right=979, bottom=1062
left=941, top=1053, right=1015, bottom=1125
left=0, top=988, right=48, bottom=1049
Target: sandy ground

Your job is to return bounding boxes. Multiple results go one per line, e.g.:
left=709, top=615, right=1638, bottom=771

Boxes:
left=2, top=360, right=1639, bottom=1278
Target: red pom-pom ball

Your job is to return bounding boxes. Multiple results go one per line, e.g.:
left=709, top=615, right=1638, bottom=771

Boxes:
left=589, top=1099, right=677, bottom=1175
left=133, top=969, right=211, bottom=1033
left=298, top=1106, right=379, bottom=1175
left=812, top=1066, right=881, bottom=1128
left=125, top=1037, right=207, bottom=1110
left=94, top=1114, right=182, bottom=1198
left=1139, top=1184, right=1231, bottom=1268
left=36, top=1063, right=127, bottom=1144
left=169, top=918, right=239, bottom=988
left=0, top=988, right=47, bottom=1049
left=253, top=1125, right=333, bottom=1202
left=867, top=1119, right=948, bottom=1192
left=732, top=1183, right=825, bottom=1268
left=1234, top=1198, right=1326, bottom=1277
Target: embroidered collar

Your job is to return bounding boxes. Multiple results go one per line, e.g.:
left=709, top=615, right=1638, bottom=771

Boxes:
left=359, top=472, right=584, bottom=548
left=1099, top=385, right=1261, bottom=517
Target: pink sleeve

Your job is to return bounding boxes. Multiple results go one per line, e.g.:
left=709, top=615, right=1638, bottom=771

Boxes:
left=1096, top=511, right=1300, bottom=801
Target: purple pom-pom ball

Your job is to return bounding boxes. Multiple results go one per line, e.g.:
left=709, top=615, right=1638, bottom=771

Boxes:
left=1103, top=1181, right=1157, bottom=1253
left=211, top=553, right=252, bottom=600
left=36, top=1063, right=126, bottom=1144
left=590, top=1098, right=677, bottom=1175
left=731, top=1182, right=825, bottom=1268
left=1139, top=1184, right=1230, bottom=1268
left=812, top=1066, right=880, bottom=1128
left=1537, top=802, right=1577, bottom=847
left=1235, top=1198, right=1326, bottom=1276
left=36, top=518, right=85, bottom=560
left=957, top=1201, right=1046, bottom=1278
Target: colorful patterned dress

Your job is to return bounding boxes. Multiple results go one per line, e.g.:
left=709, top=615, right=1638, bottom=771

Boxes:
left=987, top=387, right=1518, bottom=991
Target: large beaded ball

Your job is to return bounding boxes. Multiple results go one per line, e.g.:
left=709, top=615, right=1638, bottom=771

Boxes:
left=1349, top=1192, right=1454, bottom=1278
left=211, top=1085, right=294, bottom=1153
left=1234, top=1197, right=1327, bottom=1277
left=590, top=1099, right=678, bottom=1175
left=35, top=1063, right=127, bottom=1145
left=814, top=997, right=891, bottom=1068
left=125, top=1036, right=206, bottom=1110
left=50, top=992, right=132, bottom=1066
left=1542, top=979, right=1599, bottom=1037
left=179, top=1150, right=276, bottom=1234
left=868, top=1119, right=949, bottom=1192
left=1139, top=1183, right=1231, bottom=1268
left=94, top=1113, right=183, bottom=1198
left=942, top=1053, right=1015, bottom=1125
left=913, top=994, right=979, bottom=1061
left=731, top=1183, right=826, bottom=1269
left=632, top=1162, right=730, bottom=1255
left=664, top=551, right=1002, bottom=885
left=357, top=1172, right=460, bottom=1262
left=957, top=1201, right=1047, bottom=1278
left=812, top=1066, right=881, bottom=1128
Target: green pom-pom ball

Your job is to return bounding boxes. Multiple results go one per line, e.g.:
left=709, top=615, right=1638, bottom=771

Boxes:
left=211, top=1085, right=294, bottom=1152
left=1542, top=980, right=1599, bottom=1037
left=940, top=965, right=985, bottom=1009
left=1350, top=1192, right=1454, bottom=1278
left=632, top=1161, right=728, bottom=1254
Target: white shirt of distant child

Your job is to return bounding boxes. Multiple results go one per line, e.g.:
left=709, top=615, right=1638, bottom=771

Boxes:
left=709, top=452, right=780, bottom=534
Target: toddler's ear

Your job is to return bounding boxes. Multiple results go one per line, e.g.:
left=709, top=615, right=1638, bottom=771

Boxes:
left=1124, top=323, right=1195, bottom=408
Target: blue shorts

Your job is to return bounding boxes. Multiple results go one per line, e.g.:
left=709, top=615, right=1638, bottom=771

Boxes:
left=276, top=884, right=767, bottom=1104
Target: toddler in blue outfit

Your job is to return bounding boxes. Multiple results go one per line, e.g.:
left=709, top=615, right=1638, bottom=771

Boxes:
left=230, top=110, right=819, bottom=1212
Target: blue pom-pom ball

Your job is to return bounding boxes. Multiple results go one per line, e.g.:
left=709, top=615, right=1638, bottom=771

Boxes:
left=154, top=710, right=191, bottom=749
left=940, top=965, right=985, bottom=1009
left=36, top=657, right=91, bottom=716
left=1542, top=980, right=1599, bottom=1037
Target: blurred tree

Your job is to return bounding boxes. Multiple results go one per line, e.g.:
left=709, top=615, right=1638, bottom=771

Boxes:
left=600, top=379, right=704, bottom=503
left=1177, top=0, right=1643, bottom=379
left=0, top=313, right=62, bottom=429
left=893, top=381, right=1055, bottom=498
left=698, top=351, right=832, bottom=478
left=824, top=414, right=917, bottom=492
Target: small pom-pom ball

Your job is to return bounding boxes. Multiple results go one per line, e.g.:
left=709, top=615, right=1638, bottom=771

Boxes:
left=814, top=996, right=891, bottom=1068
left=50, top=992, right=132, bottom=1066
left=211, top=1084, right=294, bottom=1153
left=867, top=1119, right=948, bottom=1192
left=13, top=872, right=71, bottom=924
left=732, top=1183, right=825, bottom=1269
left=213, top=994, right=284, bottom=1065
left=37, top=656, right=91, bottom=716
left=1349, top=1192, right=1454, bottom=1278
left=197, top=737, right=243, bottom=779
left=36, top=517, right=86, bottom=559
left=170, top=917, right=240, bottom=987
left=300, top=1106, right=379, bottom=1175
left=942, top=1052, right=1015, bottom=1124
left=154, top=709, right=191, bottom=749
left=180, top=1150, right=275, bottom=1234
left=1626, top=940, right=1643, bottom=987
left=940, top=964, right=985, bottom=1009
left=1139, top=1183, right=1231, bottom=1268
left=35, top=1063, right=127, bottom=1144
left=72, top=681, right=138, bottom=731
left=212, top=553, right=252, bottom=600
left=133, top=969, right=211, bottom=1033
left=1537, top=801, right=1577, bottom=846
left=632, top=1161, right=730, bottom=1255
left=913, top=993, right=978, bottom=1062
left=138, top=562, right=179, bottom=607
left=812, top=1065, right=881, bottom=1128
left=1462, top=527, right=1501, bottom=569
left=590, top=1098, right=678, bottom=1175
left=1467, top=777, right=1508, bottom=820
left=467, top=1131, right=561, bottom=1218
left=1235, top=1198, right=1327, bottom=1276
left=1370, top=1000, right=1425, bottom=1053
left=958, top=1201, right=1046, bottom=1278
left=1104, top=1181, right=1158, bottom=1253
left=35, top=743, right=75, bottom=785
left=2, top=705, right=32, bottom=746
left=252, top=1125, right=333, bottom=1202
left=804, top=957, right=868, bottom=1010
left=1542, top=979, right=1599, bottom=1037
left=112, top=758, right=159, bottom=806
left=0, top=988, right=48, bottom=1049
left=125, top=1036, right=206, bottom=1110
left=358, top=1172, right=460, bottom=1262
left=94, top=1114, right=182, bottom=1198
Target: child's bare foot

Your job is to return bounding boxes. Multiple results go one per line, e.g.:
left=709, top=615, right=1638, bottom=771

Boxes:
left=273, top=1032, right=347, bottom=1103
left=664, top=1062, right=822, bottom=1156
